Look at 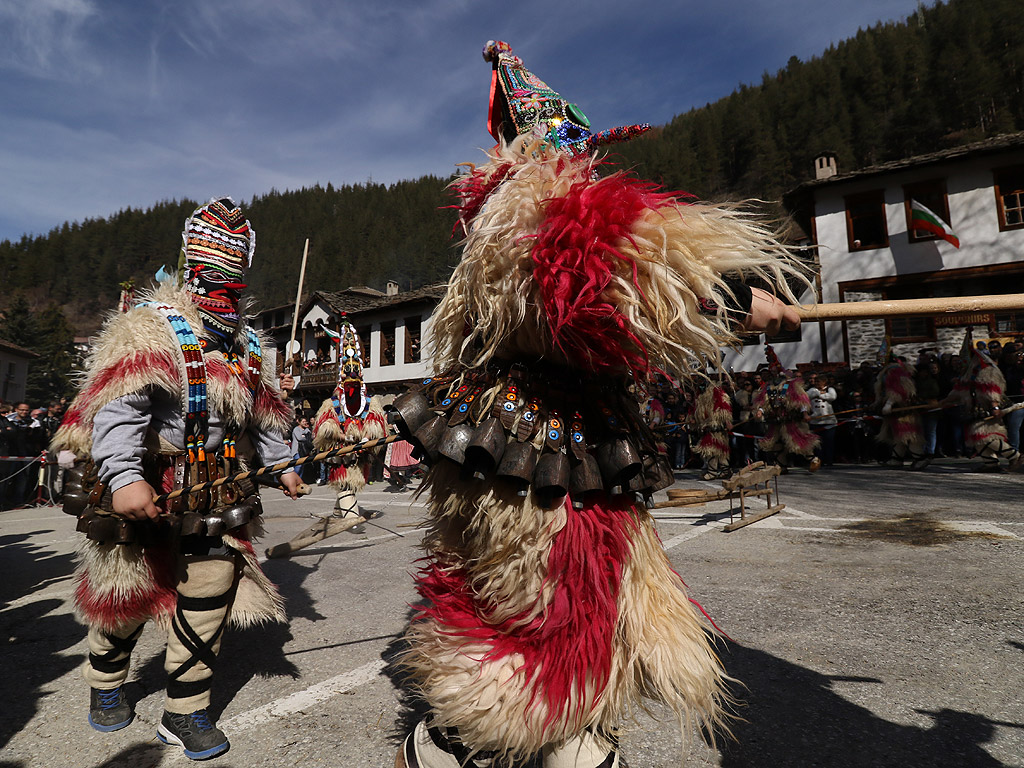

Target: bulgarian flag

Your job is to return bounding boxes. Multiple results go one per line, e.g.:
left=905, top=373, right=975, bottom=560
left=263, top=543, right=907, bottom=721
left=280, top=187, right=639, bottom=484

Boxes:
left=323, top=326, right=341, bottom=344
left=910, top=199, right=960, bottom=248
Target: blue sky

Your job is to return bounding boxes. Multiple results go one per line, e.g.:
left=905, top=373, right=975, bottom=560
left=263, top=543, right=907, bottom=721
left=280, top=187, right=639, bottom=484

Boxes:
left=0, top=0, right=929, bottom=244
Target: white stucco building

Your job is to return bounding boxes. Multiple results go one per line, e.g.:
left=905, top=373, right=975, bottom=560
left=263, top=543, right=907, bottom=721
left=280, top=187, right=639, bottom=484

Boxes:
left=252, top=282, right=447, bottom=407
left=725, top=132, right=1024, bottom=371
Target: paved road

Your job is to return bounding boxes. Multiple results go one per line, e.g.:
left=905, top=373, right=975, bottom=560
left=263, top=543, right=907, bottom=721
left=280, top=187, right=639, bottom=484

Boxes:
left=1, top=459, right=1022, bottom=767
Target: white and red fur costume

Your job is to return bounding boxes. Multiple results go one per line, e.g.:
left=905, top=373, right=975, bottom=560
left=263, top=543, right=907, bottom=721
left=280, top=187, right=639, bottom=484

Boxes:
left=393, top=133, right=806, bottom=764
left=694, top=383, right=734, bottom=476
left=52, top=282, right=291, bottom=634
left=950, top=348, right=1020, bottom=467
left=873, top=360, right=925, bottom=461
left=753, top=373, right=819, bottom=467
left=311, top=328, right=386, bottom=516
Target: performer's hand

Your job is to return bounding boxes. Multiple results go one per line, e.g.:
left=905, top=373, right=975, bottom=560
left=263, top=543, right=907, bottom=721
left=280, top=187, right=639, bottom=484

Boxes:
left=744, top=288, right=800, bottom=336
left=112, top=480, right=160, bottom=521
left=279, top=373, right=295, bottom=396
left=280, top=470, right=304, bottom=499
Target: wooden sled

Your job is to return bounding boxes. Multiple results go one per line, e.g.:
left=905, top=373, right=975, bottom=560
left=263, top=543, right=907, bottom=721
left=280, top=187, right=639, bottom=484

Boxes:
left=654, top=461, right=785, bottom=531
left=265, top=513, right=367, bottom=559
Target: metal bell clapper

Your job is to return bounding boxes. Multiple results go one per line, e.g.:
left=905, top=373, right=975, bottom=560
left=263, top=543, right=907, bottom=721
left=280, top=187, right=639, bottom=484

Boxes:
left=464, top=418, right=507, bottom=480
left=496, top=439, right=539, bottom=496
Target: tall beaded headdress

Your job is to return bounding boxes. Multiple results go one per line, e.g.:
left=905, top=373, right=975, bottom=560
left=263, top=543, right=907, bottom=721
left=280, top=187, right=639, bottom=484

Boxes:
left=181, top=197, right=255, bottom=345
left=483, top=40, right=651, bottom=156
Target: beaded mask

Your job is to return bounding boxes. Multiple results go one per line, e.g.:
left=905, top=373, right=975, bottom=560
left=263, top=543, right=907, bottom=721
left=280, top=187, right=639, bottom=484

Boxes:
left=483, top=40, right=650, bottom=156
left=181, top=197, right=255, bottom=346
left=332, top=320, right=369, bottom=419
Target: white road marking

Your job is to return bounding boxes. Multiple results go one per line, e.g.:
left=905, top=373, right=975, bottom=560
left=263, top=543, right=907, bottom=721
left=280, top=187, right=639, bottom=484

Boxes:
left=220, top=658, right=388, bottom=732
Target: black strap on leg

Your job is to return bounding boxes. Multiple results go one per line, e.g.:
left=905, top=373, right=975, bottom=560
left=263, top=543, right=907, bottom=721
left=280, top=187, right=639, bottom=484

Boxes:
left=89, top=624, right=144, bottom=674
left=426, top=725, right=496, bottom=767
left=165, top=588, right=235, bottom=699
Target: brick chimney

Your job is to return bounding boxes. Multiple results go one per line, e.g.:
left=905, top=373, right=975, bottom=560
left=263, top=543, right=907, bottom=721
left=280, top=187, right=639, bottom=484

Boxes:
left=386, top=280, right=399, bottom=296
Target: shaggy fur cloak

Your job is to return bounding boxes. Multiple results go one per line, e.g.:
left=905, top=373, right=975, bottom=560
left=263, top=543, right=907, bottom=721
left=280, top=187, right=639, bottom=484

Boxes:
left=754, top=376, right=820, bottom=458
left=52, top=282, right=292, bottom=633
left=311, top=395, right=387, bottom=492
left=397, top=141, right=808, bottom=761
left=874, top=361, right=925, bottom=453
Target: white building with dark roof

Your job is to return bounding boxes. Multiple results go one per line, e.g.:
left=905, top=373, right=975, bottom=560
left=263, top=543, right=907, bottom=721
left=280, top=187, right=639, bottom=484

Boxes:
left=725, top=131, right=1024, bottom=371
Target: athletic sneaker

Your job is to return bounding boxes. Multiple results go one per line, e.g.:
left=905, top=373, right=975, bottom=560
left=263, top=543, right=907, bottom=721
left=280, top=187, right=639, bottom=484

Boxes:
left=88, top=686, right=134, bottom=732
left=157, top=709, right=229, bottom=760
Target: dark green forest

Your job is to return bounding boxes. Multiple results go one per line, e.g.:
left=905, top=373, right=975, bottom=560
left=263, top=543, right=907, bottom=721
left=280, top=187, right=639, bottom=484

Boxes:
left=2, top=0, right=1023, bottom=336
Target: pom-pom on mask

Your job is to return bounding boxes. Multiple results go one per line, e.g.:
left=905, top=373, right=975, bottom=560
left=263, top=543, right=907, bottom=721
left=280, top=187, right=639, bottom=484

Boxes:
left=182, top=197, right=255, bottom=346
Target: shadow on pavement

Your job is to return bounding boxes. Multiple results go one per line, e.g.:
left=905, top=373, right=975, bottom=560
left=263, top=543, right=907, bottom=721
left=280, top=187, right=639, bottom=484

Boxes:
left=0, top=531, right=82, bottom=751
left=719, top=641, right=1013, bottom=767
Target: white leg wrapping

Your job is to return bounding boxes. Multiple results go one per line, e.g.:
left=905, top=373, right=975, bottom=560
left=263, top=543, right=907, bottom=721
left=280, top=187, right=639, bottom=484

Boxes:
left=542, top=731, right=617, bottom=768
left=164, top=555, right=236, bottom=714
left=333, top=489, right=362, bottom=519
left=83, top=620, right=145, bottom=689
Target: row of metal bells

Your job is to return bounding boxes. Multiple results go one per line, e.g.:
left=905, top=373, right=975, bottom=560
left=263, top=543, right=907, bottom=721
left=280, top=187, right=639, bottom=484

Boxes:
left=181, top=494, right=262, bottom=537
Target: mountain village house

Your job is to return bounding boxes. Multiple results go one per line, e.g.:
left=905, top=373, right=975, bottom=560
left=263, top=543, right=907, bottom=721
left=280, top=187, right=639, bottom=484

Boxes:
left=252, top=280, right=446, bottom=410
left=725, top=131, right=1024, bottom=371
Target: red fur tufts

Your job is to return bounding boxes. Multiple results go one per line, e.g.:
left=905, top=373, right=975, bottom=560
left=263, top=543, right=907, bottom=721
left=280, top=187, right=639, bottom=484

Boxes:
left=531, top=174, right=677, bottom=377
left=452, top=162, right=516, bottom=234
left=412, top=499, right=636, bottom=728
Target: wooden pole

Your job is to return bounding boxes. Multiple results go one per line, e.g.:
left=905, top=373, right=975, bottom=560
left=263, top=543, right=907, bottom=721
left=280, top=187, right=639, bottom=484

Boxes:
left=287, top=238, right=310, bottom=373
left=793, top=293, right=1024, bottom=321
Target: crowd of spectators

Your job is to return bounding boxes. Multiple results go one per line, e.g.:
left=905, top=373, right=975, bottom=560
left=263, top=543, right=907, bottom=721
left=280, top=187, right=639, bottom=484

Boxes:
left=0, top=399, right=66, bottom=509
left=647, top=340, right=1024, bottom=471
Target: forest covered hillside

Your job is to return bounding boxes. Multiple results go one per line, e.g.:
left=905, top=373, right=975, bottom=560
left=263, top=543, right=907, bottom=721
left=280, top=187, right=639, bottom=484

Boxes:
left=2, top=0, right=1022, bottom=333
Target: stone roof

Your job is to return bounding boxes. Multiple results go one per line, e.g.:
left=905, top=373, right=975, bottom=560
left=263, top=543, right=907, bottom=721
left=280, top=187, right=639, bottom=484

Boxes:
left=314, top=282, right=448, bottom=318
left=0, top=339, right=39, bottom=358
left=789, top=131, right=1024, bottom=195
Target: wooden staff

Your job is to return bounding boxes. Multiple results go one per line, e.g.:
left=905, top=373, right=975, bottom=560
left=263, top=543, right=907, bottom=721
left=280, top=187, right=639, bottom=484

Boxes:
left=287, top=238, right=310, bottom=374
left=793, top=293, right=1024, bottom=321
left=152, top=434, right=398, bottom=503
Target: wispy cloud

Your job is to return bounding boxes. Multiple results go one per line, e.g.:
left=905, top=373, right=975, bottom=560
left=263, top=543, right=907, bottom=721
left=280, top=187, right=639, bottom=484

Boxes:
left=0, top=0, right=100, bottom=78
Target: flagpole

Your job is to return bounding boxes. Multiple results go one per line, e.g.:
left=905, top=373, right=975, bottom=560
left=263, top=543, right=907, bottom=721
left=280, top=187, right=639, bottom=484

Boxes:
left=287, top=238, right=310, bottom=374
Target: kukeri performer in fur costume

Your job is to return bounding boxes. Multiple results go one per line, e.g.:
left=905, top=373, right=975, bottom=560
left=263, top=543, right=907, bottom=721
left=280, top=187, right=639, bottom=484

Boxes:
left=311, top=318, right=387, bottom=524
left=389, top=40, right=807, bottom=768
left=51, top=198, right=303, bottom=761
left=943, top=338, right=1022, bottom=472
left=694, top=381, right=734, bottom=480
left=872, top=349, right=928, bottom=470
left=753, top=347, right=820, bottom=473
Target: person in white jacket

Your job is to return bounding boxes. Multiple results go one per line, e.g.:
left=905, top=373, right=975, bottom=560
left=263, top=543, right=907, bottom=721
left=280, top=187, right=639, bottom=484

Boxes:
left=806, top=374, right=838, bottom=466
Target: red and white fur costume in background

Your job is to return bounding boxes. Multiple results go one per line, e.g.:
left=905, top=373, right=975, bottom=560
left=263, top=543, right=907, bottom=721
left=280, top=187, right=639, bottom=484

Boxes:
left=396, top=133, right=807, bottom=768
left=311, top=327, right=386, bottom=520
left=950, top=349, right=1020, bottom=469
left=873, top=360, right=925, bottom=463
left=694, top=383, right=733, bottom=478
left=52, top=282, right=291, bottom=634
left=753, top=373, right=819, bottom=469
